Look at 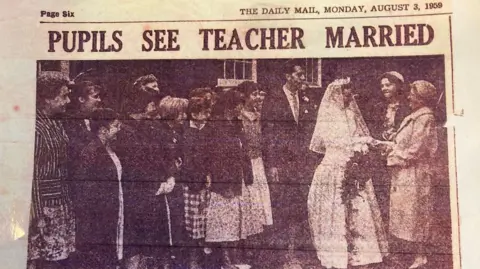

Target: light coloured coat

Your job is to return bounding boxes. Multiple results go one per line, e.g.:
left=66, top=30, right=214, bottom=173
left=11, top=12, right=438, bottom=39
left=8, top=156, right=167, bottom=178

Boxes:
left=387, top=106, right=438, bottom=242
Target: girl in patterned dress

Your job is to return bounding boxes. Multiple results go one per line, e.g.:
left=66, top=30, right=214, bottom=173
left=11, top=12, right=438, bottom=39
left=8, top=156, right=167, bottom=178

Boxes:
left=206, top=89, right=248, bottom=269
left=181, top=95, right=214, bottom=269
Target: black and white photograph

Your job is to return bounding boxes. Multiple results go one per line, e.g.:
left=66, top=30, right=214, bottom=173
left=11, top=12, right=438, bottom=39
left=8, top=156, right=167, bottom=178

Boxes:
left=27, top=56, right=452, bottom=269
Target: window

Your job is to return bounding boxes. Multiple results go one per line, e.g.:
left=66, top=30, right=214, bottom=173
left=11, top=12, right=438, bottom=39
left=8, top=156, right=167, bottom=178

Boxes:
left=37, top=60, right=70, bottom=75
left=217, top=59, right=257, bottom=87
left=304, top=58, right=321, bottom=87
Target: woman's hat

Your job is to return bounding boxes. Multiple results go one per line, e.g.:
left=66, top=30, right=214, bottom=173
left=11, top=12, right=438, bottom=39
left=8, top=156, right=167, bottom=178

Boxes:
left=381, top=71, right=405, bottom=83
left=411, top=80, right=437, bottom=104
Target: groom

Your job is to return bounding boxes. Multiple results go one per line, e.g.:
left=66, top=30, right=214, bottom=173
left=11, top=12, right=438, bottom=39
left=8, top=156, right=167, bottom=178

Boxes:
left=262, top=63, right=313, bottom=265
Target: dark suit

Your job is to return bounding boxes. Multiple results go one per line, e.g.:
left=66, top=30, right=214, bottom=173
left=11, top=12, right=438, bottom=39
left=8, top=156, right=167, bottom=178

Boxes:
left=262, top=88, right=310, bottom=169
left=261, top=86, right=313, bottom=249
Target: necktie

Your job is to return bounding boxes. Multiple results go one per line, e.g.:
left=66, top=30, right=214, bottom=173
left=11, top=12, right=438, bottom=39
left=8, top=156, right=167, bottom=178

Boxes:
left=291, top=92, right=299, bottom=123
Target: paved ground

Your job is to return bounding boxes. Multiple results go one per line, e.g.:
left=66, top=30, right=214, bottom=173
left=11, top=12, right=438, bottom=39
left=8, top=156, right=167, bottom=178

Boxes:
left=187, top=246, right=453, bottom=269
left=20, top=245, right=453, bottom=269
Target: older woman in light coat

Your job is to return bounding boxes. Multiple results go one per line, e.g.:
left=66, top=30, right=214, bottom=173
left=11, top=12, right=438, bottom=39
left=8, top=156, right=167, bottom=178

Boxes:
left=386, top=80, right=438, bottom=269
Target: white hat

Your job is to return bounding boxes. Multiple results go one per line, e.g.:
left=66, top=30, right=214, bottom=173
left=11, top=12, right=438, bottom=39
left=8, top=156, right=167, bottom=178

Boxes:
left=381, top=71, right=405, bottom=83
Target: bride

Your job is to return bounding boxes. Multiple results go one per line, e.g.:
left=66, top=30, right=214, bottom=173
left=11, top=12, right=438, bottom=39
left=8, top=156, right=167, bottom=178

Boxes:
left=308, top=78, right=388, bottom=269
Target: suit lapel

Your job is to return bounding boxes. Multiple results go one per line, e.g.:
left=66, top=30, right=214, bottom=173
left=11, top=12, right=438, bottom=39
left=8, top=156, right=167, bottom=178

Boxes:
left=276, top=89, right=296, bottom=122
left=298, top=91, right=308, bottom=122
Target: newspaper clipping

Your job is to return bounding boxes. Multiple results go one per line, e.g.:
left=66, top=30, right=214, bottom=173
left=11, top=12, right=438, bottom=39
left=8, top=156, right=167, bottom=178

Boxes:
left=0, top=0, right=462, bottom=269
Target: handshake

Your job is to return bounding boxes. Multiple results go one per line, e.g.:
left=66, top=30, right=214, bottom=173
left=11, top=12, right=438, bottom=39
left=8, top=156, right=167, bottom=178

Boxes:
left=351, top=136, right=394, bottom=153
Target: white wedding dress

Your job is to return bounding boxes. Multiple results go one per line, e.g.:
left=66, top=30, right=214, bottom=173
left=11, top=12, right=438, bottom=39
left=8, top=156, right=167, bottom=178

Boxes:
left=307, top=79, right=388, bottom=269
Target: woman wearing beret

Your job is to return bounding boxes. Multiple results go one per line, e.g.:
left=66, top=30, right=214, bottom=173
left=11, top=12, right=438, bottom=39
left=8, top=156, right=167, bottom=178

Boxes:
left=370, top=71, right=411, bottom=222
left=372, top=71, right=411, bottom=141
left=385, top=80, right=439, bottom=269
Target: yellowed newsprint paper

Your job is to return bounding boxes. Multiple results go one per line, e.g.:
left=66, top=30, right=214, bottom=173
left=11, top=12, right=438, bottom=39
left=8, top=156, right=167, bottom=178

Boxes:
left=1, top=0, right=478, bottom=268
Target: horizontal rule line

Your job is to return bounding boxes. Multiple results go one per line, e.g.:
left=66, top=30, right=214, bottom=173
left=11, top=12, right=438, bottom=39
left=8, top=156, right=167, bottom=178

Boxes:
left=39, top=12, right=453, bottom=24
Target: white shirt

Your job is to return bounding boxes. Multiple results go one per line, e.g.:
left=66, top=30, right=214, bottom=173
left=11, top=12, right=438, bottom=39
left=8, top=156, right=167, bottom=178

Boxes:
left=106, top=146, right=124, bottom=261
left=385, top=102, right=400, bottom=129
left=283, top=85, right=300, bottom=123
left=84, top=119, right=91, bottom=132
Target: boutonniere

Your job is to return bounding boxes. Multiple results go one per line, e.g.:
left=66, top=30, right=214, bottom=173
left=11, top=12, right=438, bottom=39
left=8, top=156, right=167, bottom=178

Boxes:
left=302, top=96, right=310, bottom=102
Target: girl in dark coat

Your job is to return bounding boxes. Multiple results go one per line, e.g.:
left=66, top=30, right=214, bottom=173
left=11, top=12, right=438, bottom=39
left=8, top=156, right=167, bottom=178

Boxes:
left=115, top=91, right=172, bottom=269
left=72, top=108, right=124, bottom=269
left=181, top=95, right=214, bottom=269
left=156, top=96, right=189, bottom=266
left=205, top=89, right=261, bottom=269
